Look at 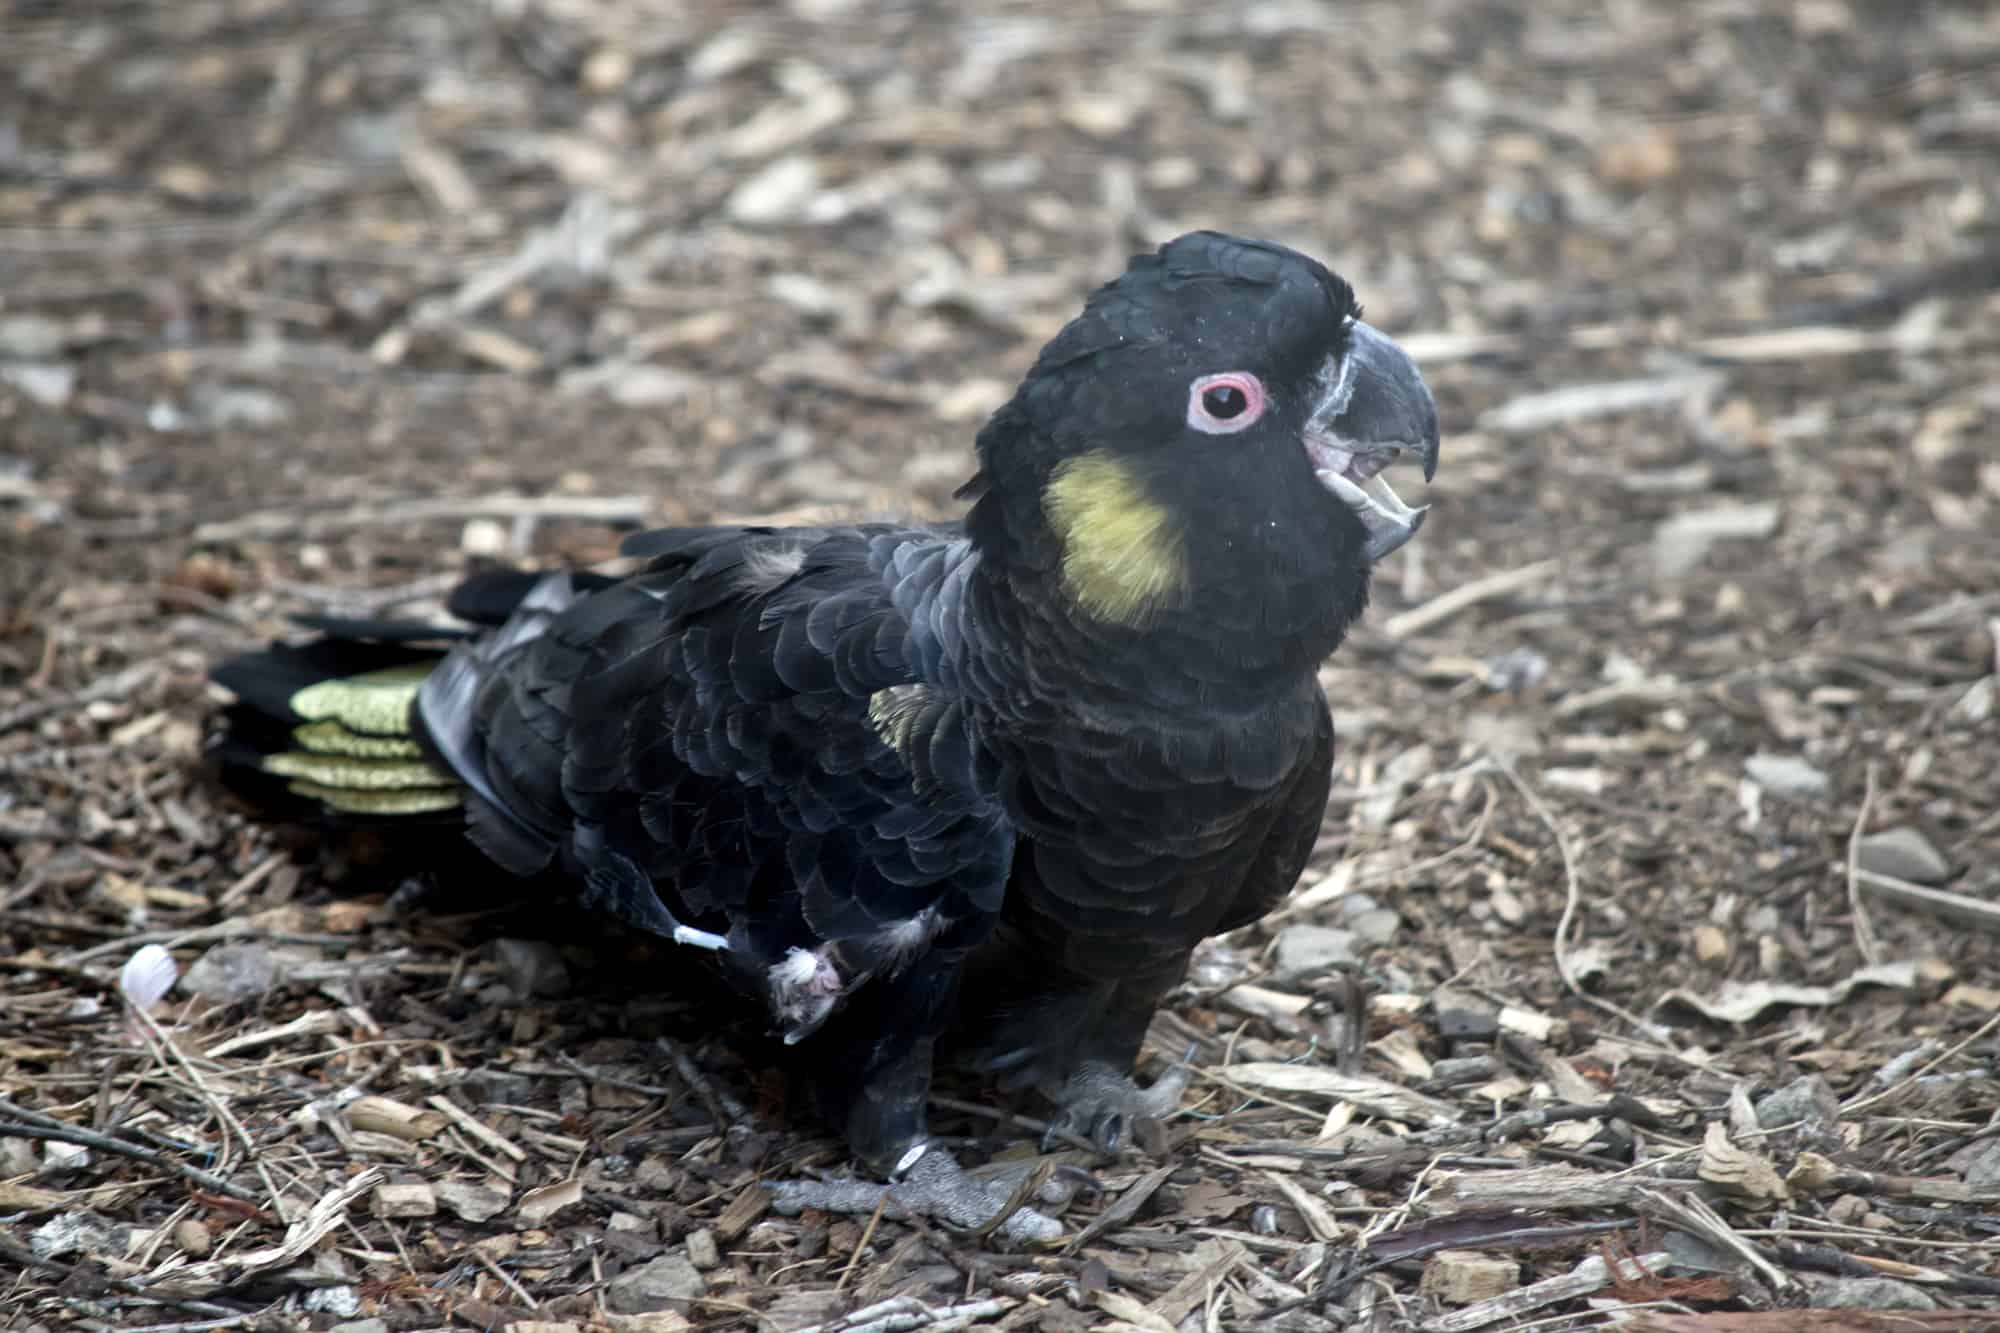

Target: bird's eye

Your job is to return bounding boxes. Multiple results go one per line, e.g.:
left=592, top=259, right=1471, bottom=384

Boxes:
left=1203, top=385, right=1247, bottom=418
left=1186, top=371, right=1266, bottom=435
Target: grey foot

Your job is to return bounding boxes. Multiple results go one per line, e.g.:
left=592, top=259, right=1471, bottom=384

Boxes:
left=1042, top=1050, right=1196, bottom=1155
left=765, top=1144, right=1077, bottom=1245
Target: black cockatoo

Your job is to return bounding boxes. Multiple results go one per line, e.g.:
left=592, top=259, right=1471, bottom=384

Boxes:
left=211, top=232, right=1440, bottom=1239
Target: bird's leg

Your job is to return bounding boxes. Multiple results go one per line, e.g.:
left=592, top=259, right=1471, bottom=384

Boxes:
left=1035, top=965, right=1195, bottom=1156
left=765, top=949, right=1067, bottom=1243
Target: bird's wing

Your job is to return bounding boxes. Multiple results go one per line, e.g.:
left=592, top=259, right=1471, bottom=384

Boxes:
left=417, top=524, right=1013, bottom=1042
left=1212, top=695, right=1334, bottom=935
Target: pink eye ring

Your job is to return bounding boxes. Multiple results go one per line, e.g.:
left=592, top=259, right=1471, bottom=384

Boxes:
left=1186, top=371, right=1266, bottom=434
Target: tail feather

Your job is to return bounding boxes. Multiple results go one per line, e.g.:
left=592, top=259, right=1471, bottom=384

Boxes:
left=209, top=641, right=460, bottom=820
left=211, top=568, right=604, bottom=826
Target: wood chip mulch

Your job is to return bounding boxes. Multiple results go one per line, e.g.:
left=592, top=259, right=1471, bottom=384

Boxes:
left=3, top=2, right=1998, bottom=1330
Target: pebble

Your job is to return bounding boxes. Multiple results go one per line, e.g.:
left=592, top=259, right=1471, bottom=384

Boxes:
left=491, top=937, right=571, bottom=1000
left=1951, top=1137, right=2000, bottom=1190
left=1346, top=908, right=1402, bottom=947
left=1272, top=924, right=1357, bottom=979
left=1743, top=753, right=1829, bottom=801
left=30, top=1211, right=124, bottom=1260
left=606, top=1255, right=707, bottom=1314
left=1803, top=1276, right=1937, bottom=1311
left=726, top=155, right=820, bottom=225
left=303, top=1287, right=361, bottom=1317
left=1952, top=676, right=1995, bottom=723
left=182, top=942, right=280, bottom=1003
left=684, top=1227, right=720, bottom=1270
left=1856, top=826, right=1949, bottom=884
left=1753, top=1074, right=1839, bottom=1131
left=0, top=362, right=77, bottom=408
left=190, top=382, right=293, bottom=429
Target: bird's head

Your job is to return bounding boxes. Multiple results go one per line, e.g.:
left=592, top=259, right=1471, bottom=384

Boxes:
left=963, top=232, right=1440, bottom=676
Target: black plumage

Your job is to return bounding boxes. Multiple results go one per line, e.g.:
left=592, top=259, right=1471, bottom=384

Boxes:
left=212, top=231, right=1441, bottom=1195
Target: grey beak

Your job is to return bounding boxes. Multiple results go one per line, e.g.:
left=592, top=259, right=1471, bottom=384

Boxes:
left=1305, top=321, right=1442, bottom=562
left=1321, top=321, right=1440, bottom=480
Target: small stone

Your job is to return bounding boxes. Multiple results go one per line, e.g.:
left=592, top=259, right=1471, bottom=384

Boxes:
left=491, top=937, right=571, bottom=1000
left=583, top=46, right=633, bottom=92
left=181, top=941, right=280, bottom=1003
left=1952, top=1137, right=2000, bottom=1190
left=0, top=315, right=67, bottom=358
left=328, top=1321, right=390, bottom=1333
left=606, top=1254, right=707, bottom=1315
left=1660, top=1228, right=1733, bottom=1274
left=1059, top=92, right=1138, bottom=138
left=1346, top=908, right=1402, bottom=947
left=1754, top=1074, right=1839, bottom=1131
left=0, top=362, right=77, bottom=408
left=1596, top=128, right=1681, bottom=186
left=1743, top=753, right=1829, bottom=801
left=1803, top=1276, right=1937, bottom=1311
left=173, top=1219, right=211, bottom=1256
left=303, top=1287, right=361, bottom=1317
left=684, top=1227, right=720, bottom=1270
left=1855, top=826, right=1949, bottom=885
left=190, top=382, right=292, bottom=429
left=30, top=1210, right=125, bottom=1260
left=1950, top=676, right=1994, bottom=723
left=1434, top=1003, right=1498, bottom=1043
left=726, top=155, right=819, bottom=226
left=1692, top=924, right=1731, bottom=965
left=1271, top=924, right=1357, bottom=980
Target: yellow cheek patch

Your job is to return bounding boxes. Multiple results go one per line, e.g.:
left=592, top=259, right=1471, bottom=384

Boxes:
left=1043, top=451, right=1186, bottom=627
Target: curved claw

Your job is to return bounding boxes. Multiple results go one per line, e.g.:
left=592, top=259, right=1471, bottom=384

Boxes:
left=1045, top=1053, right=1199, bottom=1157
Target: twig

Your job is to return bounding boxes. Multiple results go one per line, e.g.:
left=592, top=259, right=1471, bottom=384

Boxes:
left=127, top=1003, right=291, bottom=1221
left=1846, top=762, right=1885, bottom=966
left=1638, top=1187, right=1794, bottom=1296
left=789, top=1295, right=1012, bottom=1333
left=0, top=1104, right=262, bottom=1203
left=1419, top=1247, right=1674, bottom=1333
left=1844, top=1011, right=2000, bottom=1116
left=1490, top=755, right=1672, bottom=1044
left=836, top=1191, right=892, bottom=1292
left=1380, top=559, right=1560, bottom=640
left=556, top=1053, right=676, bottom=1100
left=968, top=1158, right=1054, bottom=1243
left=1853, top=870, right=2000, bottom=934
left=656, top=1037, right=749, bottom=1124
left=473, top=1246, right=539, bottom=1308
left=0, top=662, right=159, bottom=734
